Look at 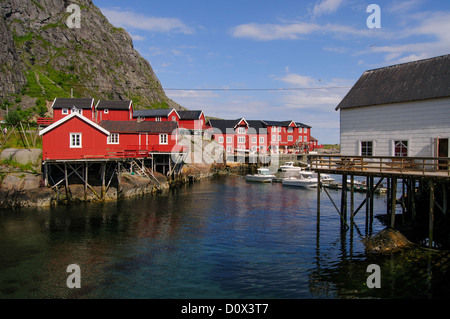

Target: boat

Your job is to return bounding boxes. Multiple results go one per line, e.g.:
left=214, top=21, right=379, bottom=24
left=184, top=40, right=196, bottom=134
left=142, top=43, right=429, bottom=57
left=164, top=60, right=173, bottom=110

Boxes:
left=280, top=162, right=302, bottom=172
left=320, top=174, right=335, bottom=183
left=282, top=171, right=318, bottom=188
left=245, top=168, right=276, bottom=183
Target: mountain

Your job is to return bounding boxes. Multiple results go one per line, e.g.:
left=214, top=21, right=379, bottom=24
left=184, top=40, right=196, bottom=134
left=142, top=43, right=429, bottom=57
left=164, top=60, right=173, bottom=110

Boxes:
left=0, top=0, right=183, bottom=117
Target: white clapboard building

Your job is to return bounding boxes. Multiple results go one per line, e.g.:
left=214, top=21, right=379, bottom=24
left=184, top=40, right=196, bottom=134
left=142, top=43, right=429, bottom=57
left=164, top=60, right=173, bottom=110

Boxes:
left=336, top=54, right=450, bottom=159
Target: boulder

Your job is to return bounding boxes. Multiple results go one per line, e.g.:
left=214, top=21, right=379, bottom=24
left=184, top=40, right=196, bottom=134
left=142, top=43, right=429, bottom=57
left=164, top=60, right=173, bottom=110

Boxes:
left=0, top=148, right=42, bottom=166
left=365, top=228, right=414, bottom=254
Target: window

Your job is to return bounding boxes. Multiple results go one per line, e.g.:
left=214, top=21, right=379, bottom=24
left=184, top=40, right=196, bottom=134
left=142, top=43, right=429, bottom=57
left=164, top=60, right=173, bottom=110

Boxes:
left=238, top=136, right=245, bottom=144
left=237, top=127, right=246, bottom=134
left=259, top=137, right=264, bottom=144
left=252, top=137, right=257, bottom=143
left=287, top=127, right=293, bottom=133
left=278, top=135, right=281, bottom=141
left=70, top=133, right=82, bottom=148
left=278, top=127, right=281, bottom=132
left=71, top=107, right=82, bottom=115
left=303, top=136, right=307, bottom=142
left=171, top=116, right=177, bottom=121
left=227, top=146, right=232, bottom=153
left=104, top=109, right=109, bottom=114
left=107, top=133, right=119, bottom=144
left=394, top=140, right=408, bottom=157
left=252, top=146, right=257, bottom=152
left=159, top=134, right=168, bottom=145
left=218, top=136, right=224, bottom=143
left=304, top=128, right=308, bottom=133
left=272, top=135, right=276, bottom=142
left=361, top=141, right=373, bottom=156
left=288, top=135, right=293, bottom=141
left=62, top=108, right=69, bottom=114
left=156, top=117, right=162, bottom=121
left=226, top=137, right=232, bottom=143
left=272, top=126, right=276, bottom=132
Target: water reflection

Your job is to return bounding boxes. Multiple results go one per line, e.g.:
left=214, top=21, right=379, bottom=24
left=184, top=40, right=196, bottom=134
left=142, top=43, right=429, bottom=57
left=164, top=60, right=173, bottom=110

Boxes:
left=0, top=175, right=449, bottom=298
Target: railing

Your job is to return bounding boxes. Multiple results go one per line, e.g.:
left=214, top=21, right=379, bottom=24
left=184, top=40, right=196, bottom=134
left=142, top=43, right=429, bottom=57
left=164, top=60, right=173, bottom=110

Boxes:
left=42, top=145, right=189, bottom=161
left=310, top=155, right=450, bottom=177
left=37, top=117, right=54, bottom=126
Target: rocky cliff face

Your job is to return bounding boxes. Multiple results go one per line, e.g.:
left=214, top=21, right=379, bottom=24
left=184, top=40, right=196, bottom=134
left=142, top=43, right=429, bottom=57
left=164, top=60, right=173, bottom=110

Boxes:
left=0, top=0, right=182, bottom=111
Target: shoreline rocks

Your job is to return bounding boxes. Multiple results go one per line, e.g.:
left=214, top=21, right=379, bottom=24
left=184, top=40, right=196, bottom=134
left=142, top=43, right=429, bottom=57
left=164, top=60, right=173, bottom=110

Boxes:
left=364, top=228, right=414, bottom=254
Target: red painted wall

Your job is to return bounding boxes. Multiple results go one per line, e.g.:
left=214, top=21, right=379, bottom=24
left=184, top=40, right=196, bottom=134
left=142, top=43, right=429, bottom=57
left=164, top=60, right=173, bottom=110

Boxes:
left=97, top=109, right=132, bottom=122
left=53, top=108, right=94, bottom=122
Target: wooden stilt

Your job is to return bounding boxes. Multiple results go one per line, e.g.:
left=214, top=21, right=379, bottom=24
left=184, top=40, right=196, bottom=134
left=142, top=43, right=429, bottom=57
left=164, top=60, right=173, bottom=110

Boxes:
left=84, top=162, right=88, bottom=201
left=369, top=177, right=374, bottom=226
left=317, top=172, right=321, bottom=227
left=64, top=162, right=69, bottom=201
left=100, top=162, right=106, bottom=199
left=366, top=176, right=370, bottom=232
left=391, top=178, right=397, bottom=228
left=341, top=174, right=347, bottom=229
left=350, top=175, right=354, bottom=225
left=429, top=180, right=435, bottom=248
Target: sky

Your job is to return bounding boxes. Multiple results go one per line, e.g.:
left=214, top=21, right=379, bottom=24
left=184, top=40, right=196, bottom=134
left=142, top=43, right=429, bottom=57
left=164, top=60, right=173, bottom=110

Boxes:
left=92, top=0, right=450, bottom=144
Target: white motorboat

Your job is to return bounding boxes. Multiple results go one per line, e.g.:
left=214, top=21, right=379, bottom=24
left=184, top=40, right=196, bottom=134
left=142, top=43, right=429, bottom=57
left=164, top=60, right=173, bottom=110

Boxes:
left=280, top=162, right=302, bottom=172
left=245, top=168, right=276, bottom=183
left=282, top=171, right=318, bottom=188
left=320, top=174, right=335, bottom=183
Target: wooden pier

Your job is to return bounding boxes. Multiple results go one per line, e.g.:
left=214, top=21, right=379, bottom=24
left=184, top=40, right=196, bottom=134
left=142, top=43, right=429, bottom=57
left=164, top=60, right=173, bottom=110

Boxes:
left=311, top=155, right=450, bottom=248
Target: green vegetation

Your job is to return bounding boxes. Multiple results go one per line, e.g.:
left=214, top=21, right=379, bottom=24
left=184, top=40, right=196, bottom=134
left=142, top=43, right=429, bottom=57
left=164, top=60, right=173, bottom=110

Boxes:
left=0, top=158, right=38, bottom=174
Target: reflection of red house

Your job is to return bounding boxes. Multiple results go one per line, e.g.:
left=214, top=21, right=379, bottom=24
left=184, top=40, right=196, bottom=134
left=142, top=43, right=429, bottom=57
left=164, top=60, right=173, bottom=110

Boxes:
left=51, top=98, right=95, bottom=122
left=95, top=100, right=133, bottom=122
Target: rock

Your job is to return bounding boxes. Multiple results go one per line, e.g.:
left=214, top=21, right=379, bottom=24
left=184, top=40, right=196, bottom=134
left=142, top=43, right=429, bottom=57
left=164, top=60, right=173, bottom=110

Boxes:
left=365, top=228, right=414, bottom=254
left=0, top=148, right=42, bottom=166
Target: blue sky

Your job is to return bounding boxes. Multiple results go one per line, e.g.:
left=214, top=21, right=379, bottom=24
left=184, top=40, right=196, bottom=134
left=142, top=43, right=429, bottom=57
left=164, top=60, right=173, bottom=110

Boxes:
left=92, top=0, right=450, bottom=144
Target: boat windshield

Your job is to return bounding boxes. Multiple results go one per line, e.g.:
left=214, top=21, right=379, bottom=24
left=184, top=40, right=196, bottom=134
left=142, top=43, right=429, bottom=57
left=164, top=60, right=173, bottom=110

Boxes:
left=258, top=169, right=271, bottom=175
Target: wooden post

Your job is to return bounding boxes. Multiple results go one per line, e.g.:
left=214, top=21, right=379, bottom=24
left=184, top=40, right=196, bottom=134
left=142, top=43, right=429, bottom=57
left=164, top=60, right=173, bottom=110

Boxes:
left=100, top=162, right=106, bottom=199
left=365, top=176, right=370, bottom=232
left=317, top=172, right=321, bottom=227
left=64, top=162, right=69, bottom=201
left=369, top=177, right=374, bottom=225
left=429, top=179, right=435, bottom=248
left=44, top=163, right=48, bottom=187
left=341, top=174, right=347, bottom=229
left=117, top=161, right=121, bottom=199
left=391, top=178, right=397, bottom=228
left=350, top=175, right=354, bottom=225
left=84, top=162, right=88, bottom=201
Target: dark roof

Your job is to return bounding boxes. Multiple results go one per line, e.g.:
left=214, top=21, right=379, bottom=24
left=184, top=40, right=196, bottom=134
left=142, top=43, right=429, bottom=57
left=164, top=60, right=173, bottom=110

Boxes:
left=99, top=121, right=178, bottom=134
left=52, top=98, right=94, bottom=109
left=207, top=119, right=241, bottom=134
left=96, top=100, right=132, bottom=110
left=133, top=109, right=173, bottom=118
left=295, top=122, right=311, bottom=128
left=262, top=120, right=295, bottom=127
left=178, top=110, right=203, bottom=120
left=336, top=54, right=450, bottom=110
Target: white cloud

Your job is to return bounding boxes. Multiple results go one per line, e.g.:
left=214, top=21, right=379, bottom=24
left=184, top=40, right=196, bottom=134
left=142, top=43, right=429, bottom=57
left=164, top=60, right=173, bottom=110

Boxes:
left=100, top=8, right=195, bottom=34
left=130, top=34, right=145, bottom=41
left=312, top=0, right=345, bottom=16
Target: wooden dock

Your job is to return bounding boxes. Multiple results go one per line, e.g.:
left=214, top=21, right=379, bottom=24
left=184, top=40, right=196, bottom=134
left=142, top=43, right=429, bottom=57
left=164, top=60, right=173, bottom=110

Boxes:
left=310, top=155, right=450, bottom=248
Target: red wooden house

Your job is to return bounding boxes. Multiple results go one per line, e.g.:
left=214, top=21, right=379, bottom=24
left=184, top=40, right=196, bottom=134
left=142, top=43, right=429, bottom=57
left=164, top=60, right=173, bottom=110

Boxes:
left=51, top=98, right=95, bottom=122
left=95, top=100, right=133, bottom=122
left=132, top=108, right=180, bottom=123
left=39, top=112, right=111, bottom=160
left=178, top=110, right=207, bottom=133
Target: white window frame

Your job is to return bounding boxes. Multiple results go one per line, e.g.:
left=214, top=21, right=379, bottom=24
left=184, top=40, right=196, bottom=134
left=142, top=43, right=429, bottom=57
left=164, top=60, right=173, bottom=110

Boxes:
left=272, top=134, right=276, bottom=142
left=304, top=128, right=308, bottom=133
left=278, top=135, right=281, bottom=141
left=259, top=136, right=264, bottom=144
left=278, top=126, right=281, bottom=132
left=226, top=136, right=232, bottom=143
left=70, top=133, right=82, bottom=148
left=159, top=133, right=168, bottom=145
left=171, top=116, right=177, bottom=121
left=393, top=140, right=408, bottom=157
left=62, top=108, right=69, bottom=115
left=288, top=135, right=293, bottom=142
left=104, top=109, right=109, bottom=114
left=156, top=117, right=162, bottom=122
left=71, top=108, right=82, bottom=115
left=303, top=136, right=307, bottom=142
left=237, top=127, right=246, bottom=134
left=227, top=146, right=232, bottom=153
left=218, top=136, right=224, bottom=143
left=238, top=136, right=245, bottom=144
left=272, top=126, right=276, bottom=132
left=252, top=137, right=257, bottom=143
left=287, top=127, right=293, bottom=133
left=107, top=133, right=119, bottom=144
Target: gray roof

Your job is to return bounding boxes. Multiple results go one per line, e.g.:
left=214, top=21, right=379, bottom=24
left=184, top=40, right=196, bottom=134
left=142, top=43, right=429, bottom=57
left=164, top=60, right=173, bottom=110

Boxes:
left=99, top=120, right=177, bottom=133
left=178, top=110, right=203, bottom=120
left=207, top=119, right=241, bottom=134
left=96, top=100, right=132, bottom=110
left=336, top=54, right=450, bottom=110
left=52, top=98, right=94, bottom=109
left=133, top=108, right=174, bottom=118
left=262, top=120, right=296, bottom=127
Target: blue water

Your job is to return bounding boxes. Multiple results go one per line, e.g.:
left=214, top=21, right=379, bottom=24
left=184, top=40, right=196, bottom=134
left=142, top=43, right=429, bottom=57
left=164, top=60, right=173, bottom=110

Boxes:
left=0, top=174, right=449, bottom=299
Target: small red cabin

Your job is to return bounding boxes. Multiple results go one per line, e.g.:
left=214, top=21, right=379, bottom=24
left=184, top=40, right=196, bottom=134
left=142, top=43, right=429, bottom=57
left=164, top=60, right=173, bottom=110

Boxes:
left=178, top=110, right=207, bottom=133
left=51, top=98, right=95, bottom=122
left=95, top=100, right=133, bottom=122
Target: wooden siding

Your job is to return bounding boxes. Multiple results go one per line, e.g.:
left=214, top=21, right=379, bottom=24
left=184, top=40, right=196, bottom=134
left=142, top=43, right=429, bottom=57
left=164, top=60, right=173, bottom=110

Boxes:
left=340, top=97, right=450, bottom=157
